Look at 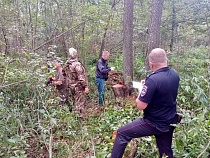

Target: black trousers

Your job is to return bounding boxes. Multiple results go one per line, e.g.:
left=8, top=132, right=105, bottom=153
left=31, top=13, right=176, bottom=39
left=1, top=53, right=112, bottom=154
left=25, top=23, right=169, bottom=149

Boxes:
left=111, top=118, right=175, bottom=158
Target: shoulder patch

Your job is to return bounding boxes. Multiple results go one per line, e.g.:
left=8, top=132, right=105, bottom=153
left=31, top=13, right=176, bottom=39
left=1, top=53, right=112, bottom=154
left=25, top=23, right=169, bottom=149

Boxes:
left=140, top=85, right=148, bottom=97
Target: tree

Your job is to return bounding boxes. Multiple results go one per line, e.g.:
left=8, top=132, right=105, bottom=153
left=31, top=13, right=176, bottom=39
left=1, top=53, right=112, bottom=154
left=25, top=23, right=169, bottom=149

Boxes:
left=170, top=0, right=176, bottom=52
left=146, top=0, right=164, bottom=69
left=123, top=0, right=134, bottom=82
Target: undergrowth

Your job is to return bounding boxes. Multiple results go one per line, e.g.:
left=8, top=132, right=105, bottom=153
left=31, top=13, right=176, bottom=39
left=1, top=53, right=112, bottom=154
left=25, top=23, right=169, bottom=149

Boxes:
left=0, top=46, right=209, bottom=158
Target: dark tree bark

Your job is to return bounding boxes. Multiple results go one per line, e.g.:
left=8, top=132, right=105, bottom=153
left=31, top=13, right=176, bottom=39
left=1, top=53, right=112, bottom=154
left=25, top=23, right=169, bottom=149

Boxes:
left=123, top=0, right=134, bottom=82
left=146, top=0, right=164, bottom=69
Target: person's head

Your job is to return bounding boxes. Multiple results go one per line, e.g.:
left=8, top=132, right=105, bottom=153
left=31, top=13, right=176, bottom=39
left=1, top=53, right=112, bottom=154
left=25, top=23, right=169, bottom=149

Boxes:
left=101, top=50, right=110, bottom=60
left=54, top=60, right=62, bottom=70
left=148, top=48, right=168, bottom=71
left=68, top=47, right=78, bottom=59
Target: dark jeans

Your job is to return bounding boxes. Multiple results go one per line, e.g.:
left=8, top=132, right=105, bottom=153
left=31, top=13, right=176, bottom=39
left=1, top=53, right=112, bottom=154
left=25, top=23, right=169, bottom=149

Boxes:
left=96, top=78, right=105, bottom=105
left=111, top=118, right=175, bottom=158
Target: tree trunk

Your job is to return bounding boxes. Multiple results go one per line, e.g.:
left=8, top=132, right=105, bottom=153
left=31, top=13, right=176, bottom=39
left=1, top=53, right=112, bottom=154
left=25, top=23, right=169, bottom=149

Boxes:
left=14, top=0, right=22, bottom=54
left=146, top=0, right=164, bottom=70
left=99, top=0, right=120, bottom=58
left=99, top=23, right=109, bottom=58
left=123, top=0, right=134, bottom=82
left=170, top=0, right=176, bottom=52
left=0, top=17, right=9, bottom=55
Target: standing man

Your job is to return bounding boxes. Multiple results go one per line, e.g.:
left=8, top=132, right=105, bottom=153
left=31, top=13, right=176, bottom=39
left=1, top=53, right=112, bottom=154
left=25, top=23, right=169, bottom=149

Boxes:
left=52, top=60, right=69, bottom=106
left=111, top=48, right=180, bottom=158
left=63, top=48, right=89, bottom=117
left=95, top=50, right=113, bottom=106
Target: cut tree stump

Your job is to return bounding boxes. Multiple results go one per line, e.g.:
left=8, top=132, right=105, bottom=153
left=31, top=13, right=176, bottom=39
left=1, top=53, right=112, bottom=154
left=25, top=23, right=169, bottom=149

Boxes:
left=112, top=84, right=125, bottom=98
left=112, top=82, right=132, bottom=99
left=107, top=71, right=134, bottom=99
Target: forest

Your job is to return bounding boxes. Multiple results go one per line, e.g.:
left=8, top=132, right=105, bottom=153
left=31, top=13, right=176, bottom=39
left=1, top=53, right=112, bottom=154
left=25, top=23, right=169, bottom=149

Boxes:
left=0, top=0, right=209, bottom=157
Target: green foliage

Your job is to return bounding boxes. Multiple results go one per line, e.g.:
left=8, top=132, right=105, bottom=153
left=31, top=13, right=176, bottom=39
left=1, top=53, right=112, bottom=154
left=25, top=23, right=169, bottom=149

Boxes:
left=1, top=0, right=210, bottom=157
left=170, top=46, right=209, bottom=109
left=134, top=52, right=149, bottom=80
left=0, top=42, right=210, bottom=158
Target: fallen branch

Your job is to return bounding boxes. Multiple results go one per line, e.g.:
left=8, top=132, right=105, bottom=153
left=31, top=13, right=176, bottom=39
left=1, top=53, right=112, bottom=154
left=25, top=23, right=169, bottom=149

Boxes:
left=0, top=80, right=28, bottom=89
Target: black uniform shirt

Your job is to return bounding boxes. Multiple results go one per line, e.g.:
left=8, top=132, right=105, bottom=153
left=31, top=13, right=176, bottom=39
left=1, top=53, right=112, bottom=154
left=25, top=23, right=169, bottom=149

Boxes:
left=138, top=67, right=180, bottom=131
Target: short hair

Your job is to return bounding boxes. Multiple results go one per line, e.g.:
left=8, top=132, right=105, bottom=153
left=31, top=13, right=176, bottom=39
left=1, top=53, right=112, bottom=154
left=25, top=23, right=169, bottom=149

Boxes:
left=54, top=59, right=62, bottom=67
left=68, top=48, right=77, bottom=59
left=102, top=50, right=110, bottom=56
left=149, top=48, right=167, bottom=63
left=54, top=58, right=62, bottom=64
left=102, top=51, right=110, bottom=59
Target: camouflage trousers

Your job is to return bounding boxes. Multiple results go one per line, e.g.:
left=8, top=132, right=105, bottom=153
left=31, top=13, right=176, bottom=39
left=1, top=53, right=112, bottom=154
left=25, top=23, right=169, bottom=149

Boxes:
left=70, top=87, right=86, bottom=116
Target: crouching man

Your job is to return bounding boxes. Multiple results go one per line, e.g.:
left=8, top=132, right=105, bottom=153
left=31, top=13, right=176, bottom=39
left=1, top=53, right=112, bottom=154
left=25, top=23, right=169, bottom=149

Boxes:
left=52, top=60, right=69, bottom=106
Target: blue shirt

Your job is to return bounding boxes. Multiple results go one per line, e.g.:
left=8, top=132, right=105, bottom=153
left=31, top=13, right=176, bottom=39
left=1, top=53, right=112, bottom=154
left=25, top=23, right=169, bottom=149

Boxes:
left=96, top=58, right=111, bottom=80
left=138, top=67, right=180, bottom=130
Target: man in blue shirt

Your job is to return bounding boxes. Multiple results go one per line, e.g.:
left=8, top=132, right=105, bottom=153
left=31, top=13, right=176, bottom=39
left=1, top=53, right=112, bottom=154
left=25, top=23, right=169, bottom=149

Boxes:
left=95, top=50, right=112, bottom=106
left=111, top=48, right=180, bottom=158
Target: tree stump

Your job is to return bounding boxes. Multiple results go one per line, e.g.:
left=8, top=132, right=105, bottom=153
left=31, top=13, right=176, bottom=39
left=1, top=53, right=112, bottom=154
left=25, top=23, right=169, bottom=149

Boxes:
left=107, top=71, right=134, bottom=99
left=112, top=82, right=132, bottom=99
left=112, top=84, right=125, bottom=98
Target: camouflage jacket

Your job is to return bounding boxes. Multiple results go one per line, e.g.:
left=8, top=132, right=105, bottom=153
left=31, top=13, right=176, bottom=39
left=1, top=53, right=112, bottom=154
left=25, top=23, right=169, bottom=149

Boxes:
left=63, top=59, right=88, bottom=90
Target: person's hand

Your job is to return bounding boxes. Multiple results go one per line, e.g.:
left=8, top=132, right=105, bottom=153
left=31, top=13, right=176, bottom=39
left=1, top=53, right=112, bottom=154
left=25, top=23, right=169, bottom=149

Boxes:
left=111, top=67, right=115, bottom=71
left=141, top=80, right=145, bottom=85
left=57, top=81, right=62, bottom=85
left=84, top=87, right=89, bottom=94
left=53, top=80, right=62, bottom=85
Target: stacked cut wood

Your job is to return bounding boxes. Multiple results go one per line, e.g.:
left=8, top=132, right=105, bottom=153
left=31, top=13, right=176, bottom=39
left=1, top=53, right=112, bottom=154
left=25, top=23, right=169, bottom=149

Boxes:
left=107, top=71, right=133, bottom=99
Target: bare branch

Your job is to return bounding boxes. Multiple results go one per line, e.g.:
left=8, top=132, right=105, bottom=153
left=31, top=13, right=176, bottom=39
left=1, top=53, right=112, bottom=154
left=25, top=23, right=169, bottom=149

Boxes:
left=0, top=80, right=28, bottom=89
left=32, top=19, right=92, bottom=52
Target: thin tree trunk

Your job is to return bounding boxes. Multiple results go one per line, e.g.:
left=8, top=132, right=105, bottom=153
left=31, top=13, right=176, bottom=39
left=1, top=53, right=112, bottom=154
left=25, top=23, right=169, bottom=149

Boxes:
left=28, top=2, right=34, bottom=50
left=99, top=22, right=109, bottom=58
left=0, top=17, right=9, bottom=55
left=33, top=0, right=39, bottom=51
left=146, top=0, right=164, bottom=70
left=123, top=0, right=134, bottom=81
left=99, top=0, right=121, bottom=58
left=170, top=0, right=176, bottom=52
left=14, top=0, right=22, bottom=54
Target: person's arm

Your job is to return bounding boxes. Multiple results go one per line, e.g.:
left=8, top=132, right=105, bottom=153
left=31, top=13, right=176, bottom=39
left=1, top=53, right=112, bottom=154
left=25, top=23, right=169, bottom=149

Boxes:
left=75, top=63, right=89, bottom=94
left=84, top=87, right=89, bottom=94
left=98, top=61, right=111, bottom=73
left=53, top=69, right=64, bottom=85
left=136, top=78, right=156, bottom=111
left=53, top=80, right=62, bottom=85
left=136, top=99, right=148, bottom=110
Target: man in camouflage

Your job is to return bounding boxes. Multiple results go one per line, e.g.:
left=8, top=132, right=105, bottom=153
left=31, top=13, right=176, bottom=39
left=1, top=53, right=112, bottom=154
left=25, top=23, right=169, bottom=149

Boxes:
left=52, top=60, right=69, bottom=106
left=63, top=48, right=89, bottom=117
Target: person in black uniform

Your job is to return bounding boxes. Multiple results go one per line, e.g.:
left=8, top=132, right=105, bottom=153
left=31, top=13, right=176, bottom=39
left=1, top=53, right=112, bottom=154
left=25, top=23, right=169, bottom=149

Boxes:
left=111, top=48, right=180, bottom=158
